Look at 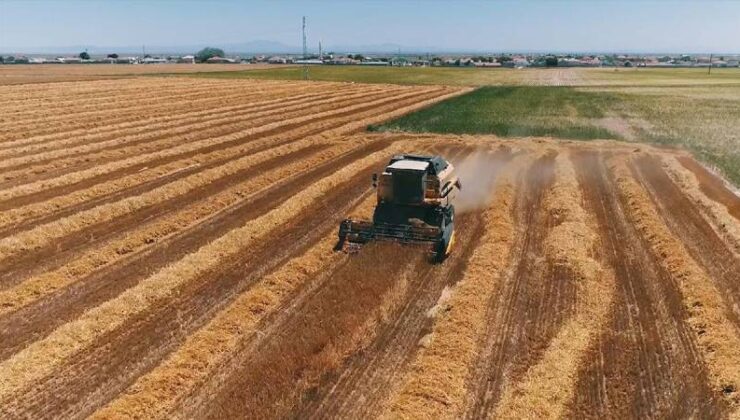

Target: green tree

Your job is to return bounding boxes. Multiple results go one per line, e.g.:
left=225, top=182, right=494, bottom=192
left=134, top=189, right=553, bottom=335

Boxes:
left=195, top=47, right=225, bottom=62
left=107, top=53, right=119, bottom=59
left=79, top=51, right=90, bottom=60
left=0, top=56, right=4, bottom=64
left=545, top=56, right=558, bottom=67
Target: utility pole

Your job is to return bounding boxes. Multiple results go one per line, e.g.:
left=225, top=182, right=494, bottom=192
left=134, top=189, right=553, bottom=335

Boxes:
left=302, top=16, right=309, bottom=80
left=708, top=53, right=713, bottom=75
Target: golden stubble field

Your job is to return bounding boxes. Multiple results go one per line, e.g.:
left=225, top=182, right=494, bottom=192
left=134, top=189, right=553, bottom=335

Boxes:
left=0, top=63, right=289, bottom=85
left=0, top=77, right=738, bottom=419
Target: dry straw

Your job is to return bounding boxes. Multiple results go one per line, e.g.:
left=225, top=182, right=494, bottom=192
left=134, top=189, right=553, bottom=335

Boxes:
left=612, top=156, right=740, bottom=411
left=384, top=156, right=520, bottom=419
left=0, top=137, right=330, bottom=259
left=0, top=143, right=400, bottom=403
left=0, top=84, right=407, bottom=175
left=0, top=141, right=365, bottom=315
left=661, top=155, right=740, bottom=256
left=494, top=152, right=615, bottom=419
left=0, top=80, right=316, bottom=146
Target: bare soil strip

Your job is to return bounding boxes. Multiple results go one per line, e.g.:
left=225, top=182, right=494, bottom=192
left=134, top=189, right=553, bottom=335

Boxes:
left=0, top=144, right=401, bottom=416
left=613, top=156, right=740, bottom=411
left=676, top=156, right=740, bottom=221
left=633, top=154, right=740, bottom=328
left=462, top=152, right=570, bottom=419
left=567, top=151, right=725, bottom=419
left=664, top=156, right=740, bottom=254
left=384, top=156, right=523, bottom=419
left=493, top=152, right=615, bottom=419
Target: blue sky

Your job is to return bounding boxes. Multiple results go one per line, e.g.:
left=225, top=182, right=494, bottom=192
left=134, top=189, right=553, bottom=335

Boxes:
left=1, top=0, right=739, bottom=53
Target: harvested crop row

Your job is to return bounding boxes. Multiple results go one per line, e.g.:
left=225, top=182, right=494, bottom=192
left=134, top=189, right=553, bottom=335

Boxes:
left=632, top=154, right=740, bottom=329
left=91, top=195, right=375, bottom=419
left=0, top=84, right=356, bottom=154
left=662, top=156, right=740, bottom=255
left=0, top=85, right=407, bottom=172
left=0, top=87, right=449, bottom=225
left=0, top=81, right=257, bottom=126
left=0, top=132, right=364, bottom=263
left=0, top=141, right=367, bottom=314
left=0, top=142, right=400, bottom=404
left=0, top=78, right=300, bottom=128
left=0, top=81, right=390, bottom=151
left=493, top=152, right=615, bottom=419
left=0, top=85, right=430, bottom=196
left=0, top=78, right=247, bottom=113
left=0, top=83, right=336, bottom=144
left=0, top=79, right=280, bottom=119
left=0, top=141, right=389, bottom=366
left=611, top=156, right=740, bottom=410
left=0, top=86, right=284, bottom=141
left=0, top=85, right=394, bottom=186
left=384, top=157, right=521, bottom=419
left=0, top=76, right=252, bottom=101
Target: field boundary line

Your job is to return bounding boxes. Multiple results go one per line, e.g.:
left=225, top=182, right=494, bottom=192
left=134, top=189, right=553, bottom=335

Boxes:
left=612, top=156, right=740, bottom=411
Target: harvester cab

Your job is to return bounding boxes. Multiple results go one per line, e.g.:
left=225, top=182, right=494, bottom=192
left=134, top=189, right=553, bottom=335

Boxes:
left=337, top=154, right=462, bottom=262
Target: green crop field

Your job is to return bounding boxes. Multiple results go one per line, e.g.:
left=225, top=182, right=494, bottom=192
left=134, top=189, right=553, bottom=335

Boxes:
left=372, top=86, right=620, bottom=140
left=185, top=66, right=740, bottom=185
left=186, top=65, right=740, bottom=87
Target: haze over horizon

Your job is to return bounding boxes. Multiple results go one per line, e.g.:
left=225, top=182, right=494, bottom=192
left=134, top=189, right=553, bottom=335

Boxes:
left=1, top=0, right=739, bottom=54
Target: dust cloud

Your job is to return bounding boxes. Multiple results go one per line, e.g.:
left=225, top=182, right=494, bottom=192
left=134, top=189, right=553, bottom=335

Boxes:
left=452, top=149, right=503, bottom=213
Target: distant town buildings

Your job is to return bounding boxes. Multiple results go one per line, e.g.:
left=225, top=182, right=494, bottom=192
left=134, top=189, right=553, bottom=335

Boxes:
left=0, top=51, right=737, bottom=68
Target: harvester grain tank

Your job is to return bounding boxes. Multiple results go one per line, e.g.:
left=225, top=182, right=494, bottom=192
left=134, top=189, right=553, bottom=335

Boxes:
left=337, top=154, right=462, bottom=261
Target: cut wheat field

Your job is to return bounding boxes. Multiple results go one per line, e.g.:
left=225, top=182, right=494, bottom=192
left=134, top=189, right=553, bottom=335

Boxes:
left=0, top=77, right=738, bottom=419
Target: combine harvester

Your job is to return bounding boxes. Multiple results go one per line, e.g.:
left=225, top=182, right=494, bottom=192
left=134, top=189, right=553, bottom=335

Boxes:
left=338, top=154, right=462, bottom=262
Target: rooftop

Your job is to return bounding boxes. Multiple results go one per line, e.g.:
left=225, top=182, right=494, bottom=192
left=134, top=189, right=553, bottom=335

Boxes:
left=388, top=160, right=430, bottom=171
